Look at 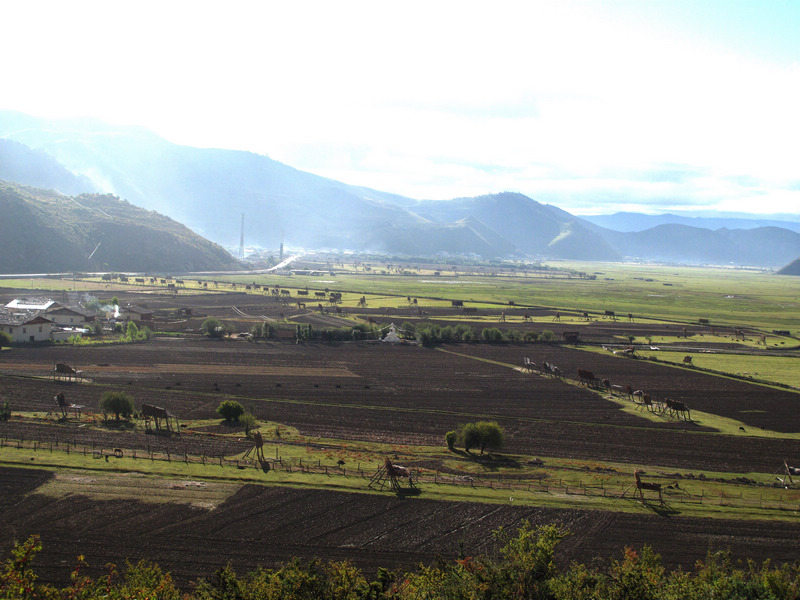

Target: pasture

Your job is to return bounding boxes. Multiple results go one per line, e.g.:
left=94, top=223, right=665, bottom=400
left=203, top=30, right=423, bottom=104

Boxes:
left=1, top=261, right=800, bottom=585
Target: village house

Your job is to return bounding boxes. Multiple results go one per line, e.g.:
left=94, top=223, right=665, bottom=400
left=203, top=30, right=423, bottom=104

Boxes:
left=0, top=308, right=54, bottom=343
left=46, top=304, right=97, bottom=327
left=117, top=304, right=153, bottom=322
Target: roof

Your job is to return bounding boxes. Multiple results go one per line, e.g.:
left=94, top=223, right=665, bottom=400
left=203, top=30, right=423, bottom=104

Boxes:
left=47, top=305, right=97, bottom=318
left=120, top=304, right=152, bottom=315
left=0, top=308, right=53, bottom=326
left=5, top=298, right=59, bottom=311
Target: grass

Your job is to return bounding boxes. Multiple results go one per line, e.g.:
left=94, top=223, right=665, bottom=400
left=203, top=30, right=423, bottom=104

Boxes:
left=4, top=438, right=800, bottom=522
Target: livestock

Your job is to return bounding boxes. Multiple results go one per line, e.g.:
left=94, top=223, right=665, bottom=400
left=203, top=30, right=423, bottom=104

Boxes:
left=315, top=291, right=326, bottom=298
left=451, top=300, right=464, bottom=307
left=604, top=310, right=616, bottom=320
left=135, top=278, right=145, bottom=284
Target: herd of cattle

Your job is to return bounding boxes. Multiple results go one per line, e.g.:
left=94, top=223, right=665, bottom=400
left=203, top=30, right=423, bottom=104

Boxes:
left=522, top=357, right=692, bottom=421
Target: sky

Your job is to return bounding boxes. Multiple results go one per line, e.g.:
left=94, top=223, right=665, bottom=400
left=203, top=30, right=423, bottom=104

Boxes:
left=2, top=0, right=800, bottom=216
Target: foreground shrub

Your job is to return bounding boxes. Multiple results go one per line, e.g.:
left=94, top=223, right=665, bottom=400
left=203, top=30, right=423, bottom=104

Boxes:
left=5, top=528, right=800, bottom=599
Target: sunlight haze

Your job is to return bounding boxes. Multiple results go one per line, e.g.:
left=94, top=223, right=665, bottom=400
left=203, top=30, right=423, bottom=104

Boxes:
left=2, top=0, right=799, bottom=216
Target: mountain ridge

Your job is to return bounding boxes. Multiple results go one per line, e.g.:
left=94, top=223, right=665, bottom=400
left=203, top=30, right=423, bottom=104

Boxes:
left=2, top=110, right=799, bottom=267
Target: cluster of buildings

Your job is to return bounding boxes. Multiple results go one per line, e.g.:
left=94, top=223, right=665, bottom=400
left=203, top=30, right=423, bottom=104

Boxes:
left=0, top=297, right=152, bottom=344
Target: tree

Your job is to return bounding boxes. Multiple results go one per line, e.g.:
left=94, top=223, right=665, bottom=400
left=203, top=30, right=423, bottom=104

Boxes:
left=217, top=400, right=245, bottom=422
left=476, top=421, right=505, bottom=454
left=458, top=423, right=481, bottom=453
left=202, top=317, right=227, bottom=338
left=100, top=391, right=134, bottom=421
left=0, top=330, right=12, bottom=347
left=445, top=430, right=457, bottom=450
left=240, top=412, right=257, bottom=435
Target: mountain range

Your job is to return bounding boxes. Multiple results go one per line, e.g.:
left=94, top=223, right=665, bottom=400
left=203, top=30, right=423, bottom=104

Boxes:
left=2, top=109, right=799, bottom=269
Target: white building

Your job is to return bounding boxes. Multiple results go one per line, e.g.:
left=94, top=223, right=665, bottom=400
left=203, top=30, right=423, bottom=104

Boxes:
left=0, top=309, right=53, bottom=343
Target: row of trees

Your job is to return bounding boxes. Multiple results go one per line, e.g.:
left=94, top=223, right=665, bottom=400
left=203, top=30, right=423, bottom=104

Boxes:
left=446, top=421, right=505, bottom=454
left=6, top=524, right=800, bottom=599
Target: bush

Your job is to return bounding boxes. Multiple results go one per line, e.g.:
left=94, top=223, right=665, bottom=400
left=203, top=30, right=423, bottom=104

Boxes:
left=100, top=391, right=135, bottom=421
left=0, top=402, right=10, bottom=421
left=476, top=421, right=505, bottom=454
left=539, top=329, right=556, bottom=343
left=240, top=412, right=257, bottom=435
left=217, top=400, right=245, bottom=422
left=458, top=422, right=482, bottom=453
left=202, top=317, right=228, bottom=338
left=481, top=327, right=504, bottom=343
left=0, top=330, right=12, bottom=346
left=452, top=421, right=505, bottom=454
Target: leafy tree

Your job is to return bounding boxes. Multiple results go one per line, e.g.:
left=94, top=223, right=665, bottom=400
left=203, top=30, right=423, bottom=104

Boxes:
left=100, top=391, right=135, bottom=421
left=217, top=400, right=245, bottom=422
left=0, top=330, right=12, bottom=347
left=0, top=402, right=10, bottom=421
left=481, top=327, right=504, bottom=343
left=476, top=421, right=505, bottom=454
left=202, top=317, right=227, bottom=338
left=458, top=422, right=482, bottom=453
left=240, top=412, right=257, bottom=435
left=445, top=430, right=457, bottom=450
left=539, top=329, right=556, bottom=343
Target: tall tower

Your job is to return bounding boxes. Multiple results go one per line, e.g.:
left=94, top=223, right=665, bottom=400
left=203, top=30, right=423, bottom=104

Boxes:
left=239, top=213, right=245, bottom=260
left=280, top=230, right=284, bottom=261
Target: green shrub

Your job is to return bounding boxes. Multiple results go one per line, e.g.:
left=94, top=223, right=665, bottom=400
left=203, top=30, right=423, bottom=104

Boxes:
left=240, top=412, right=257, bottom=435
left=0, top=330, right=12, bottom=346
left=100, top=391, right=135, bottom=421
left=217, top=400, right=245, bottom=422
left=445, top=430, right=457, bottom=450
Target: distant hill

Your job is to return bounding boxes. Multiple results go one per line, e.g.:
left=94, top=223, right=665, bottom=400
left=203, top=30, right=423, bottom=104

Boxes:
left=0, top=181, right=242, bottom=274
left=2, top=109, right=800, bottom=266
left=584, top=212, right=800, bottom=234
left=0, top=138, right=99, bottom=196
left=413, top=192, right=621, bottom=260
left=776, top=258, right=800, bottom=276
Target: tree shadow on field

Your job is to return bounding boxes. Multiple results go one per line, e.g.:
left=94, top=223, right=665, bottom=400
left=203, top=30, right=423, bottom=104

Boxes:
left=450, top=449, right=522, bottom=472
left=99, top=419, right=136, bottom=432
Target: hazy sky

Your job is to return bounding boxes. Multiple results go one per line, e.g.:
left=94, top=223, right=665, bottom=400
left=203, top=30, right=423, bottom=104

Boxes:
left=2, top=1, right=799, bottom=216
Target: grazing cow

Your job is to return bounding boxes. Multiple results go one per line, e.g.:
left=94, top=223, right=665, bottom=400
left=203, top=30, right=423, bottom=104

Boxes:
left=604, top=310, right=616, bottom=320
left=601, top=378, right=611, bottom=391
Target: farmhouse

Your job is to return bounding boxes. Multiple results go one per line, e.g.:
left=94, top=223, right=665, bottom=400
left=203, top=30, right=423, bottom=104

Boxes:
left=117, top=304, right=153, bottom=322
left=46, top=304, right=96, bottom=327
left=0, top=308, right=53, bottom=343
